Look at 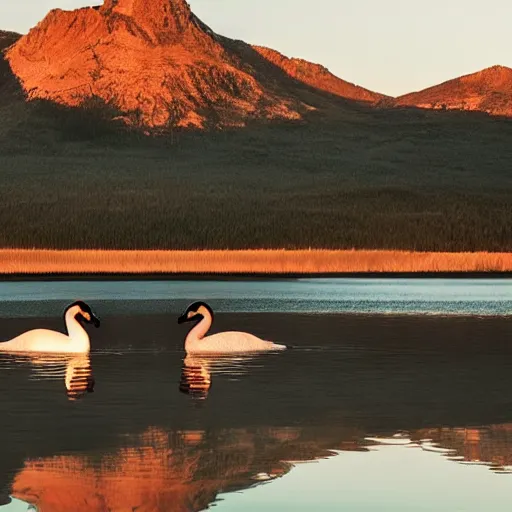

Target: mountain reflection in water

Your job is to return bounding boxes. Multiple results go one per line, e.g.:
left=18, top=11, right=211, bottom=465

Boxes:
left=411, top=425, right=512, bottom=473
left=10, top=426, right=363, bottom=512
left=8, top=424, right=512, bottom=512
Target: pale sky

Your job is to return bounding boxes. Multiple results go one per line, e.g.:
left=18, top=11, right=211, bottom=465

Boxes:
left=1, top=0, right=511, bottom=97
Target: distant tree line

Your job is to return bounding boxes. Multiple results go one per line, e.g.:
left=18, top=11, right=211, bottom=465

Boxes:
left=0, top=96, right=511, bottom=251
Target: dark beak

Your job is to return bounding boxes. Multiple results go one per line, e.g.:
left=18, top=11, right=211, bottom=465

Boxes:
left=91, top=314, right=101, bottom=328
left=178, top=312, right=202, bottom=324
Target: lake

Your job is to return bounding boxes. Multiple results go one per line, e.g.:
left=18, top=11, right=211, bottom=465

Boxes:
left=0, top=278, right=511, bottom=511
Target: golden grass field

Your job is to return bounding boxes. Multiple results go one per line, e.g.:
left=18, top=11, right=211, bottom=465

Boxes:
left=1, top=249, right=511, bottom=275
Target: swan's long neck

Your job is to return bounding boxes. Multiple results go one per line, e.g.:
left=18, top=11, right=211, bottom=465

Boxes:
left=64, top=308, right=90, bottom=352
left=185, top=313, right=212, bottom=350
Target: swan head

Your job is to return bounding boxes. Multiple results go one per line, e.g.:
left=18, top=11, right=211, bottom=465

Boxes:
left=178, top=301, right=214, bottom=325
left=64, top=301, right=101, bottom=328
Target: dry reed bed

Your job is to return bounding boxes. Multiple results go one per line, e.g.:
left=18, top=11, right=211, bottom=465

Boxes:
left=0, top=250, right=511, bottom=274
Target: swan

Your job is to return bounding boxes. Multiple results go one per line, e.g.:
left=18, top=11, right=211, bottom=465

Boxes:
left=0, top=301, right=100, bottom=354
left=178, top=301, right=287, bottom=354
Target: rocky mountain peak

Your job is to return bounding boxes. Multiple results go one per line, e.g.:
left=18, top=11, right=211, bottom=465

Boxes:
left=4, top=0, right=385, bottom=130
left=100, top=0, right=196, bottom=44
left=392, top=65, right=512, bottom=117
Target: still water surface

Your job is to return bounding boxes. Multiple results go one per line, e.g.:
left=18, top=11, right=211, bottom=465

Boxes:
left=0, top=278, right=511, bottom=511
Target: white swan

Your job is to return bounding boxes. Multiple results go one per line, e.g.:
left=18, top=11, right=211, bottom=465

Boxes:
left=178, top=301, right=287, bottom=354
left=0, top=301, right=100, bottom=354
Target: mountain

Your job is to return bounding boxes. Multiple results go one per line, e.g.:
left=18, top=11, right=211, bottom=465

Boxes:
left=252, top=46, right=385, bottom=103
left=0, top=30, right=21, bottom=105
left=0, top=30, right=21, bottom=90
left=4, top=0, right=512, bottom=127
left=0, top=3, right=511, bottom=253
left=4, top=0, right=383, bottom=130
left=0, top=30, right=20, bottom=49
left=390, top=65, right=512, bottom=116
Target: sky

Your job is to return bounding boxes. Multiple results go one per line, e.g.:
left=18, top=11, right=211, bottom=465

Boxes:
left=1, top=0, right=511, bottom=97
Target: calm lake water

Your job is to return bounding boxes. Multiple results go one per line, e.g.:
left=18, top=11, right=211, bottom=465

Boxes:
left=0, top=278, right=511, bottom=511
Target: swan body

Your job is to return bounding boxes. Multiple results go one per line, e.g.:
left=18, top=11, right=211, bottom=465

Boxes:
left=178, top=302, right=287, bottom=354
left=185, top=331, right=284, bottom=354
left=0, top=301, right=100, bottom=354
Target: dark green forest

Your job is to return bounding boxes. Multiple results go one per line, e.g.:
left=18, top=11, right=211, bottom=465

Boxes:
left=0, top=113, right=510, bottom=251
left=1, top=35, right=511, bottom=251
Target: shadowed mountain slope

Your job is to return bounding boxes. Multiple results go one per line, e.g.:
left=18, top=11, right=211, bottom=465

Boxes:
left=0, top=31, right=21, bottom=94
left=0, top=31, right=20, bottom=49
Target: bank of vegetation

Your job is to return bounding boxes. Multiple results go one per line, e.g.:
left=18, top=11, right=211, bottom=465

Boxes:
left=1, top=250, right=511, bottom=274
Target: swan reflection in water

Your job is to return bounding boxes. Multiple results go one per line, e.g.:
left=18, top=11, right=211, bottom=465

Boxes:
left=179, top=356, right=212, bottom=399
left=64, top=355, right=95, bottom=401
left=179, top=354, right=261, bottom=399
left=2, top=353, right=94, bottom=401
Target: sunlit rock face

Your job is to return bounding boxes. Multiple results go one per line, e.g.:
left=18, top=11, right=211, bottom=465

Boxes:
left=5, top=0, right=388, bottom=130
left=4, top=0, right=303, bottom=129
left=4, top=1, right=512, bottom=129
left=252, top=46, right=386, bottom=104
left=390, top=65, right=512, bottom=117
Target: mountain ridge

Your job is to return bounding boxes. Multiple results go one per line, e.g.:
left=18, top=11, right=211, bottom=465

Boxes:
left=5, top=1, right=301, bottom=128
left=2, top=1, right=512, bottom=127
left=5, top=0, right=383, bottom=129
left=2, top=0, right=394, bottom=129
left=389, top=65, right=512, bottom=116
left=252, top=46, right=386, bottom=104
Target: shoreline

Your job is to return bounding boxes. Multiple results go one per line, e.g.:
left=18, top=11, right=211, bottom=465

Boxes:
left=0, top=249, right=511, bottom=279
left=1, top=272, right=511, bottom=282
